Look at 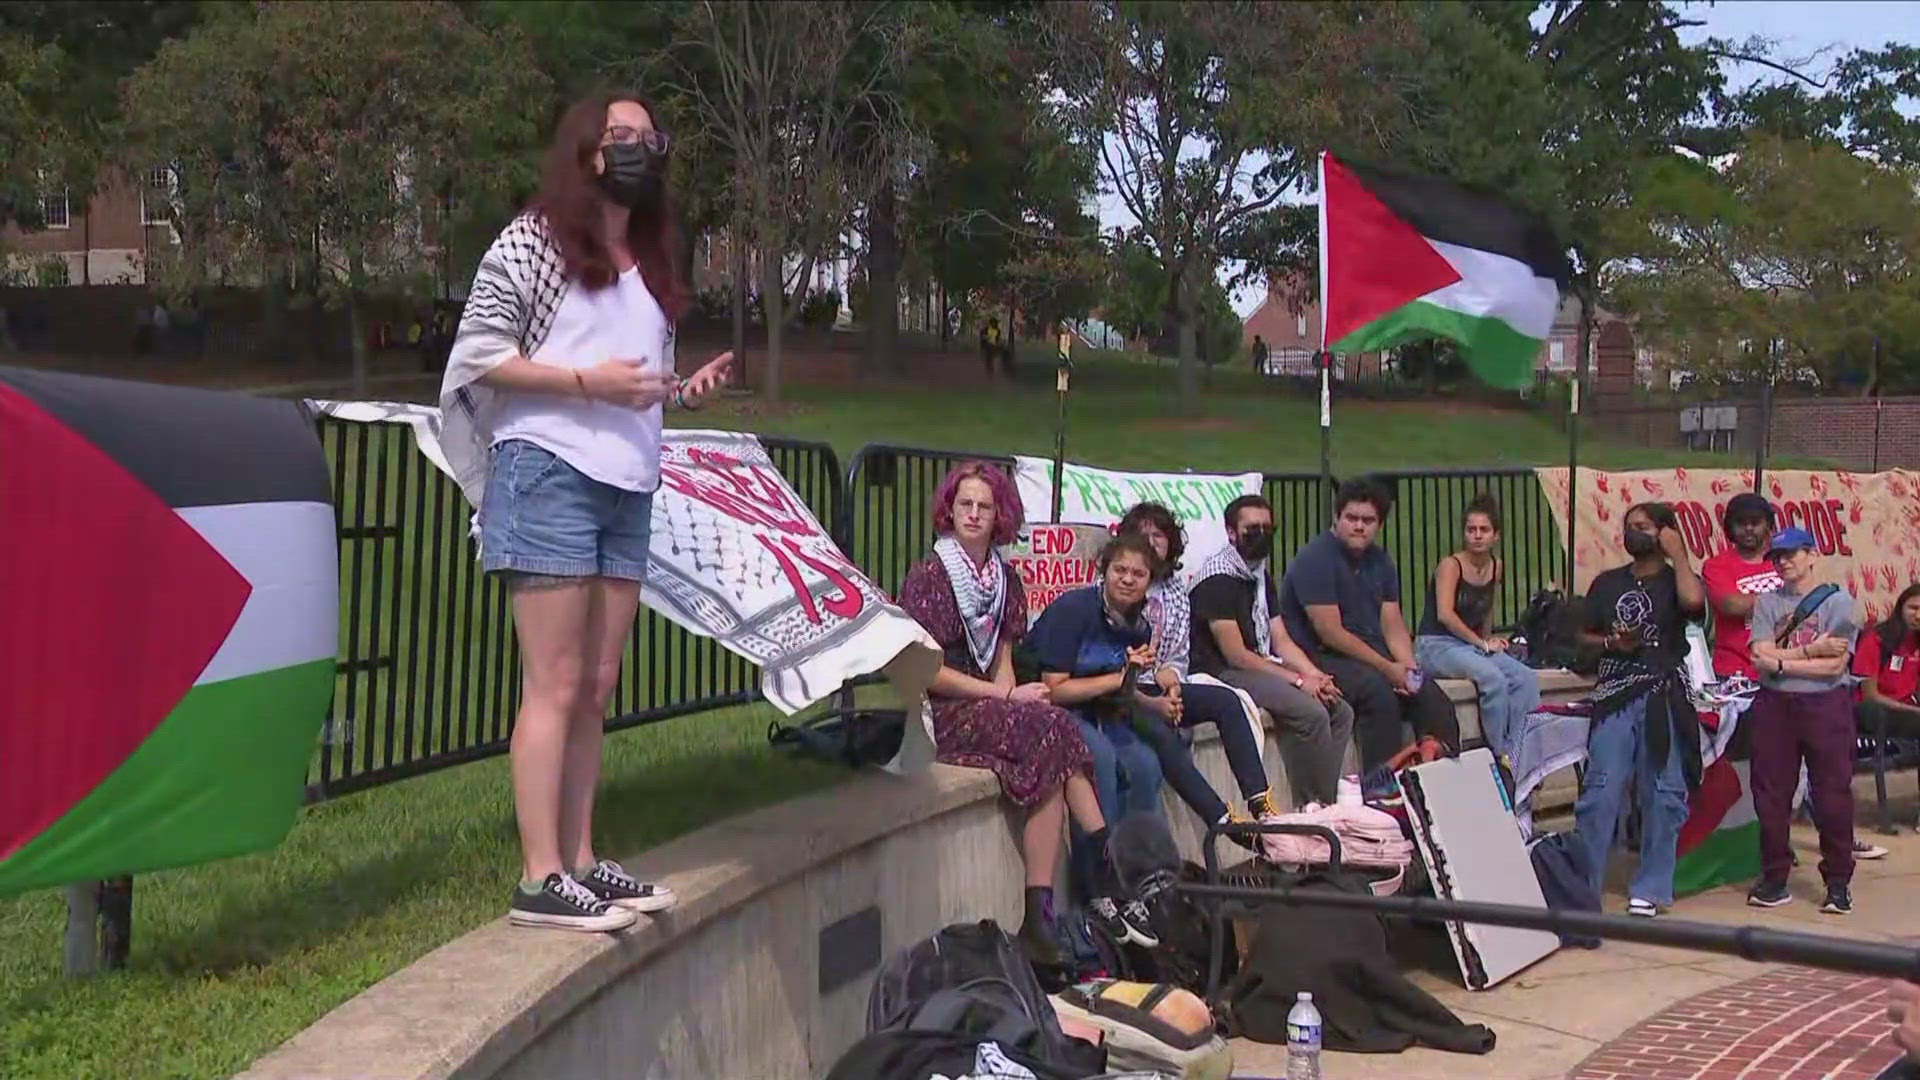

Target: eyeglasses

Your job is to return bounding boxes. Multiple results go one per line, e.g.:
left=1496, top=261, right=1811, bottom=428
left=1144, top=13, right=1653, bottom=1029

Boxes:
left=603, top=126, right=670, bottom=153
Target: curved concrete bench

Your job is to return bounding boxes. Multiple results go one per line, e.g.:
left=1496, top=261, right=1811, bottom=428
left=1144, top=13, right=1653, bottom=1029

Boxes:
left=238, top=669, right=1595, bottom=1080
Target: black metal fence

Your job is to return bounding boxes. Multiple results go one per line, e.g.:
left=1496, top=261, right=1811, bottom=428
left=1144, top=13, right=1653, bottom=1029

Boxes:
left=311, top=417, right=841, bottom=801
left=843, top=444, right=1558, bottom=633
left=314, top=427, right=1563, bottom=802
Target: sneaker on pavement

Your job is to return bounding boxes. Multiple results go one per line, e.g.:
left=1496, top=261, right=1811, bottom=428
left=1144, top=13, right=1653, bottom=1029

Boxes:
left=1626, top=897, right=1659, bottom=918
left=1853, top=839, right=1888, bottom=860
left=509, top=873, right=637, bottom=932
left=1746, top=878, right=1792, bottom=908
left=1820, top=883, right=1853, bottom=915
left=576, top=859, right=678, bottom=913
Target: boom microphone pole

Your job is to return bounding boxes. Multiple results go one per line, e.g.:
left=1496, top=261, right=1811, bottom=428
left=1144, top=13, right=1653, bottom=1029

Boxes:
left=1139, top=815, right=1920, bottom=1080
left=1178, top=880, right=1920, bottom=984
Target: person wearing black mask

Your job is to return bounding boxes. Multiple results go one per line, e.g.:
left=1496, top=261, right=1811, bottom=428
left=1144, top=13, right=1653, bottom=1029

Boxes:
left=1280, top=478, right=1461, bottom=802
left=1188, top=495, right=1355, bottom=807
left=438, top=93, right=732, bottom=933
left=1572, top=501, right=1705, bottom=918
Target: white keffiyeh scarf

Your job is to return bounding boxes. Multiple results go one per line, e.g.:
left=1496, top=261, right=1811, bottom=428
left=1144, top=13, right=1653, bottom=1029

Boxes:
left=935, top=536, right=1007, bottom=675
left=438, top=210, right=679, bottom=514
left=1195, top=543, right=1271, bottom=656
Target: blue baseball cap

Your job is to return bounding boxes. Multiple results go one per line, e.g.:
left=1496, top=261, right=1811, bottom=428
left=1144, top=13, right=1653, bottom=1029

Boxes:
left=1765, top=526, right=1817, bottom=557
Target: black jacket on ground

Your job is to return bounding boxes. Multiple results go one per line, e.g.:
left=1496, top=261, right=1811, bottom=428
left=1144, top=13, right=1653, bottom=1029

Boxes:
left=1225, top=872, right=1497, bottom=1055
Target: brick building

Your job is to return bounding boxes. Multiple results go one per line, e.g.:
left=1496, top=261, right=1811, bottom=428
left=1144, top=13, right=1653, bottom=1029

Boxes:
left=1, top=168, right=179, bottom=285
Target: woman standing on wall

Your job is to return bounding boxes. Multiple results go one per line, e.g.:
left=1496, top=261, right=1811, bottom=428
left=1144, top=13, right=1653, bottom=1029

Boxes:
left=440, top=92, right=734, bottom=932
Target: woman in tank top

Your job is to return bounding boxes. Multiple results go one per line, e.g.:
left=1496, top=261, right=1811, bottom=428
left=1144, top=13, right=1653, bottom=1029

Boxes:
left=1412, top=494, right=1540, bottom=760
left=440, top=93, right=733, bottom=933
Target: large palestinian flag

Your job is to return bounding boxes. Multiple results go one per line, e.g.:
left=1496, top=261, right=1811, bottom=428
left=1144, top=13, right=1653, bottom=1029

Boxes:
left=1318, top=151, right=1572, bottom=389
left=0, top=367, right=336, bottom=897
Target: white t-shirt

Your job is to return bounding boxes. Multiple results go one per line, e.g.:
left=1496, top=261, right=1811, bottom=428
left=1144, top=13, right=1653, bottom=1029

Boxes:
left=491, top=266, right=672, bottom=492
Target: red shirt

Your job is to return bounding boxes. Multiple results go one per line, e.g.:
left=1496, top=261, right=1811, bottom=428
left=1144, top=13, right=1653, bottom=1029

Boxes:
left=1700, top=549, right=1781, bottom=679
left=1852, top=627, right=1920, bottom=704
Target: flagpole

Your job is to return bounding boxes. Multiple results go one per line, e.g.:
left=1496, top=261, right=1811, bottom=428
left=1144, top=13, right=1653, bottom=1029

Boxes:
left=1316, top=150, right=1333, bottom=516
left=1318, top=350, right=1333, bottom=511
left=1753, top=338, right=1775, bottom=493
left=1051, top=325, right=1072, bottom=523
left=1565, top=290, right=1591, bottom=594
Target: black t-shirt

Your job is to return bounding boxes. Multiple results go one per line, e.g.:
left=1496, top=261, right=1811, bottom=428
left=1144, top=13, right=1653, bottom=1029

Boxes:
left=1584, top=564, right=1691, bottom=668
left=1189, top=572, right=1280, bottom=678
left=1279, top=531, right=1400, bottom=659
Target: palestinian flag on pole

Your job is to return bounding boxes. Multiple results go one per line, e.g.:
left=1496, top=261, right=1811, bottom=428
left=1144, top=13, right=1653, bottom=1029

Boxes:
left=1318, top=151, right=1572, bottom=389
left=0, top=367, right=336, bottom=897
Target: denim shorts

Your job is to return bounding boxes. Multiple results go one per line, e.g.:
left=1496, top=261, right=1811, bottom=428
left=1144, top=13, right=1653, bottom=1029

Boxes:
left=479, top=439, right=653, bottom=581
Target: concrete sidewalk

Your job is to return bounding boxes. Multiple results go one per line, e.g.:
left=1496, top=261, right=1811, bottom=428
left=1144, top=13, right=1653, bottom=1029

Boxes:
left=1230, top=772, right=1918, bottom=1080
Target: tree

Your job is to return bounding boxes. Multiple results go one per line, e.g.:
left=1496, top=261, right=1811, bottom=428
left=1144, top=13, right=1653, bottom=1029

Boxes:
left=0, top=3, right=204, bottom=278
left=1100, top=236, right=1168, bottom=346
left=1716, top=45, right=1920, bottom=167
left=122, top=1, right=547, bottom=391
left=0, top=33, right=64, bottom=235
left=1218, top=2, right=1562, bottom=315
left=1048, top=0, right=1415, bottom=409
left=652, top=0, right=919, bottom=403
left=1607, top=135, right=1920, bottom=395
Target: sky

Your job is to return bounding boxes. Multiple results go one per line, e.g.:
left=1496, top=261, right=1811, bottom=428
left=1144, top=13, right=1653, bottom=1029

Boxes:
left=1089, top=1, right=1920, bottom=318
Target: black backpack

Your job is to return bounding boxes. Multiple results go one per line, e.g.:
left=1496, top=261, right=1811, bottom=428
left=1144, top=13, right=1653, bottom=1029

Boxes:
left=1086, top=862, right=1232, bottom=997
left=856, top=921, right=1106, bottom=1078
left=827, top=981, right=1103, bottom=1080
left=768, top=708, right=906, bottom=770
left=1517, top=588, right=1599, bottom=674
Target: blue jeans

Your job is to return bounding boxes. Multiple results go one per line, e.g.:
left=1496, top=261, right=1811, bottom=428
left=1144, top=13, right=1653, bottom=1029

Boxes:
left=1414, top=634, right=1540, bottom=757
left=1070, top=715, right=1163, bottom=898
left=1572, top=694, right=1690, bottom=907
left=480, top=439, right=653, bottom=581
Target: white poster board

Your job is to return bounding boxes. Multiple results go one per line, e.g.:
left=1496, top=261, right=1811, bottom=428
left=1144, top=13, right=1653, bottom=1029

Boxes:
left=1402, top=747, right=1560, bottom=990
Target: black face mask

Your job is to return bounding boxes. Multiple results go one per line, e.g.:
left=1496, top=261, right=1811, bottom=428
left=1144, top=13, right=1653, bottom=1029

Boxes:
left=1234, top=527, right=1274, bottom=563
left=597, top=141, right=666, bottom=209
left=1623, top=529, right=1660, bottom=558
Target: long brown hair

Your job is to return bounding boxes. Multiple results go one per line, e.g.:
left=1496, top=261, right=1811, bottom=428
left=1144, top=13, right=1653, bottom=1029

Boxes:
left=530, top=92, right=690, bottom=319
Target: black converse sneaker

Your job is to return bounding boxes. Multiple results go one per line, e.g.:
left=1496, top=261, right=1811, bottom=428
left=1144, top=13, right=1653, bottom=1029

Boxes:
left=1087, top=896, right=1160, bottom=948
left=509, top=873, right=637, bottom=932
left=576, top=859, right=678, bottom=914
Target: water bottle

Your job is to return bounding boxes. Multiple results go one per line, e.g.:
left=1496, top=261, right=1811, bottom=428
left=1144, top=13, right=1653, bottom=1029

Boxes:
left=1286, top=990, right=1323, bottom=1079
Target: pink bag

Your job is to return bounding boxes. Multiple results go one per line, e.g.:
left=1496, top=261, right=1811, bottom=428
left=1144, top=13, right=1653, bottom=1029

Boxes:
left=1258, top=802, right=1413, bottom=895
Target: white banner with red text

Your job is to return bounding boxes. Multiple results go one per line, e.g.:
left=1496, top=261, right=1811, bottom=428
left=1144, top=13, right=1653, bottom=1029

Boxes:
left=1003, top=523, right=1114, bottom=621
left=310, top=402, right=940, bottom=728
left=1535, top=466, right=1920, bottom=622
left=1012, top=456, right=1263, bottom=587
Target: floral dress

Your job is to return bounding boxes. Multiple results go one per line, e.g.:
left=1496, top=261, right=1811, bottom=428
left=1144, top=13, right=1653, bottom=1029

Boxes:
left=898, top=555, right=1093, bottom=807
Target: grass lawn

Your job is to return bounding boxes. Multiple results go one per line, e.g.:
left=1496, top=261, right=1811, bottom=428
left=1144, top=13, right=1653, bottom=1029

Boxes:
left=0, top=706, right=846, bottom=1080
left=677, top=356, right=1787, bottom=475
left=0, top=357, right=1806, bottom=1079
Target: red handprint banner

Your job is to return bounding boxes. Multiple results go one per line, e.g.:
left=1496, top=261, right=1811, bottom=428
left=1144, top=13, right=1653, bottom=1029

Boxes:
left=1535, top=466, right=1920, bottom=622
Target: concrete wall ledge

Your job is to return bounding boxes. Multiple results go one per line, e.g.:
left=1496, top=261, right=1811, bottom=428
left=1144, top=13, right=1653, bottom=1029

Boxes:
left=238, top=670, right=1594, bottom=1080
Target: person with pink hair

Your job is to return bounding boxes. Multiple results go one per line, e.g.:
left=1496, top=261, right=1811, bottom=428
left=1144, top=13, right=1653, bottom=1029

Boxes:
left=897, top=461, right=1147, bottom=965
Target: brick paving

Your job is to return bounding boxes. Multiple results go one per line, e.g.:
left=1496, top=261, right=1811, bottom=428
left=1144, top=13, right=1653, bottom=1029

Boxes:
left=1569, top=965, right=1905, bottom=1080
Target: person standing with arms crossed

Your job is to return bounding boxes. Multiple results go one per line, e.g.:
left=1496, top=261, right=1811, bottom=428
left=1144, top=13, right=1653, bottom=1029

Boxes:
left=441, top=92, right=734, bottom=932
left=1707, top=494, right=1886, bottom=860
left=1744, top=527, right=1863, bottom=915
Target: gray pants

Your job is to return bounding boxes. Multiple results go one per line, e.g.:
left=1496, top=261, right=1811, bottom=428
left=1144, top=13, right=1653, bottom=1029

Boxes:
left=1217, top=668, right=1355, bottom=807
